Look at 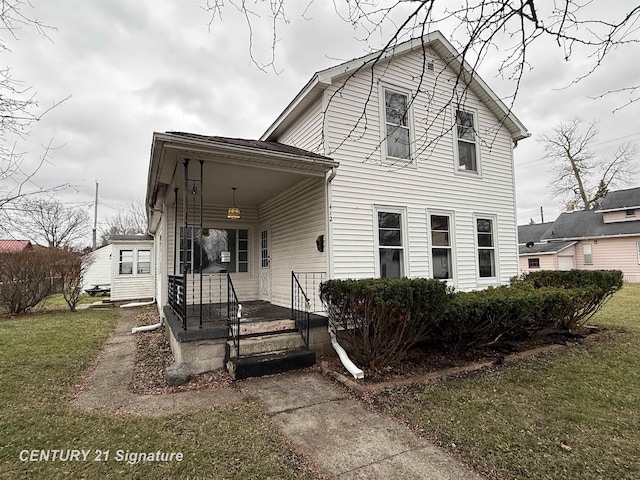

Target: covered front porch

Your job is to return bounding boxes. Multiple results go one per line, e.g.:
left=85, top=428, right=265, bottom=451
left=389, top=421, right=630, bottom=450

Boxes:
left=147, top=132, right=337, bottom=376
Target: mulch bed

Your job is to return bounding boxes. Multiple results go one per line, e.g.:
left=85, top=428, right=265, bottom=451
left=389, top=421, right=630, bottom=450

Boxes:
left=129, top=306, right=609, bottom=394
left=129, top=307, right=232, bottom=395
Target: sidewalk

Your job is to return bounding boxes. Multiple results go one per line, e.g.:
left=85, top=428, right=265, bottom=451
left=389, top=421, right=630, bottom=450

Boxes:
left=75, top=308, right=483, bottom=479
left=240, top=372, right=483, bottom=479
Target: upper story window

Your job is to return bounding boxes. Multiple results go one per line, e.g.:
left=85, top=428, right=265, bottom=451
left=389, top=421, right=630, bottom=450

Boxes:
left=455, top=109, right=479, bottom=172
left=382, top=88, right=412, bottom=162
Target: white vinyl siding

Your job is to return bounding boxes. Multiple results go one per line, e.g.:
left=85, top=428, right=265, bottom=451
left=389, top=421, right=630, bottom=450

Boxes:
left=110, top=240, right=155, bottom=302
left=274, top=45, right=519, bottom=290
left=259, top=177, right=326, bottom=308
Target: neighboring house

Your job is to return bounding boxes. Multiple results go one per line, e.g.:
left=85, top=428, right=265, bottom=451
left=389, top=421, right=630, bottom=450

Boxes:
left=0, top=239, right=33, bottom=253
left=82, top=235, right=156, bottom=301
left=518, top=187, right=640, bottom=283
left=145, top=31, right=529, bottom=375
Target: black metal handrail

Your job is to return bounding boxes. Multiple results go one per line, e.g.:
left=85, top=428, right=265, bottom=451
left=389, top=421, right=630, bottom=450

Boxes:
left=168, top=274, right=186, bottom=329
left=291, top=272, right=311, bottom=347
left=227, top=273, right=241, bottom=357
left=292, top=271, right=326, bottom=313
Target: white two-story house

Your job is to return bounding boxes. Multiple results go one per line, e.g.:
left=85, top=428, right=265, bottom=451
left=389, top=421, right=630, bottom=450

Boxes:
left=145, top=31, right=529, bottom=374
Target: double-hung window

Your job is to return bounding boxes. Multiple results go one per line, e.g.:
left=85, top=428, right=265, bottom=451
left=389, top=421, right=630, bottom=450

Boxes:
left=528, top=258, right=540, bottom=269
left=119, top=250, right=134, bottom=275
left=583, top=244, right=593, bottom=265
left=376, top=209, right=405, bottom=278
left=456, top=109, right=478, bottom=172
left=476, top=217, right=496, bottom=278
left=430, top=214, right=453, bottom=280
left=383, top=88, right=412, bottom=161
left=137, top=250, right=151, bottom=274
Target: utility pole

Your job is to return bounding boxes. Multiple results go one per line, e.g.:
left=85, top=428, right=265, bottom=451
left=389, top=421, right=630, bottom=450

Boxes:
left=540, top=206, right=544, bottom=223
left=92, top=181, right=98, bottom=250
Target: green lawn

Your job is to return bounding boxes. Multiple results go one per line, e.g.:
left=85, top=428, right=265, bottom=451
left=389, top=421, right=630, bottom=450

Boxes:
left=0, top=309, right=316, bottom=479
left=376, top=283, right=640, bottom=480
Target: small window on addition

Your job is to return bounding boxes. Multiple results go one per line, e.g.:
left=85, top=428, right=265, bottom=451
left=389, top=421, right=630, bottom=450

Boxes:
left=626, top=209, right=636, bottom=217
left=528, top=258, right=540, bottom=269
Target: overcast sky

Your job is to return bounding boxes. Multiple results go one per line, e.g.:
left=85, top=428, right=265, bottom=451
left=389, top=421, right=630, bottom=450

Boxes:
left=4, top=0, right=640, bottom=244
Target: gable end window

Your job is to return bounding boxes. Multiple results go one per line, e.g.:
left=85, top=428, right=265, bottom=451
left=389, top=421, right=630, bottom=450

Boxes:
left=456, top=109, right=478, bottom=172
left=383, top=88, right=412, bottom=161
left=528, top=258, right=540, bottom=269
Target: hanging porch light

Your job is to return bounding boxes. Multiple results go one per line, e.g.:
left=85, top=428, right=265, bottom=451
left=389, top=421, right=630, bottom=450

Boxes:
left=227, top=187, right=240, bottom=219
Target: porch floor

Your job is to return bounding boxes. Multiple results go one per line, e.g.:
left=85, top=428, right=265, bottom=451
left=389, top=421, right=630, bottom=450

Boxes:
left=164, top=301, right=327, bottom=343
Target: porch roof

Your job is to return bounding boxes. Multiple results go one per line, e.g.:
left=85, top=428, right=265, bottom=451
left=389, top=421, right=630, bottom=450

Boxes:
left=146, top=131, right=338, bottom=232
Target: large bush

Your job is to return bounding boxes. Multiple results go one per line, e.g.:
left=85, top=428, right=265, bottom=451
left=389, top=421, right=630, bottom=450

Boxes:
left=512, top=270, right=623, bottom=329
left=0, top=247, right=90, bottom=315
left=320, top=278, right=449, bottom=368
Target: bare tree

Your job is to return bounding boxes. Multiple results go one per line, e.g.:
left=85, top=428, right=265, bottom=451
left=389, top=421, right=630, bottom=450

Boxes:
left=99, top=200, right=148, bottom=246
left=203, top=1, right=639, bottom=156
left=0, top=1, right=69, bottom=213
left=542, top=118, right=638, bottom=210
left=8, top=198, right=90, bottom=248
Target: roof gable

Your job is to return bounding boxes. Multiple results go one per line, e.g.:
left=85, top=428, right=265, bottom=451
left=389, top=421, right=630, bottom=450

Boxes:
left=261, top=31, right=529, bottom=143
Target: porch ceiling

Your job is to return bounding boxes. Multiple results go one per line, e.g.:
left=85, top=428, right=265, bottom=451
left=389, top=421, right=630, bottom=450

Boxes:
left=147, top=132, right=338, bottom=212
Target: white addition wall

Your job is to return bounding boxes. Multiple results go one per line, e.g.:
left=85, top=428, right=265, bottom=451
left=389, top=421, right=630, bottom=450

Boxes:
left=110, top=240, right=156, bottom=302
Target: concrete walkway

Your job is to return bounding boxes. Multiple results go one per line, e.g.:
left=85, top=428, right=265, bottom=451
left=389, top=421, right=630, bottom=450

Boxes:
left=75, top=308, right=483, bottom=479
left=240, top=372, right=483, bottom=479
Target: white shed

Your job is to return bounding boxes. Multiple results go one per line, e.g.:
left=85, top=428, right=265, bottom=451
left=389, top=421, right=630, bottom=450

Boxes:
left=82, top=245, right=112, bottom=293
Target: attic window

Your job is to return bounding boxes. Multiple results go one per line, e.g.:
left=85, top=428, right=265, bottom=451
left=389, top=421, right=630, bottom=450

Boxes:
left=626, top=209, right=635, bottom=217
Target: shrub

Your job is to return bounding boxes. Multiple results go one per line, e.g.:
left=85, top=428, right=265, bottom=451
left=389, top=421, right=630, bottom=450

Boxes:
left=50, top=248, right=90, bottom=312
left=512, top=270, right=623, bottom=329
left=320, top=278, right=449, bottom=368
left=0, top=249, right=54, bottom=314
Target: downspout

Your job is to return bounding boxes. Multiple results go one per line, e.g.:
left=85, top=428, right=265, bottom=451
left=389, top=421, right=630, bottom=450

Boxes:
left=325, top=166, right=365, bottom=380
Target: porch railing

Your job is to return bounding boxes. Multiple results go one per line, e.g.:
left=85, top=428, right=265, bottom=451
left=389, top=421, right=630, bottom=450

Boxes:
left=293, top=271, right=326, bottom=313
left=227, top=273, right=241, bottom=357
left=167, top=274, right=233, bottom=330
left=291, top=272, right=314, bottom=347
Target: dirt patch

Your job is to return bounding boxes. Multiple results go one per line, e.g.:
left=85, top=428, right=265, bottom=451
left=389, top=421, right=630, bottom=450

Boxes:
left=130, top=306, right=233, bottom=394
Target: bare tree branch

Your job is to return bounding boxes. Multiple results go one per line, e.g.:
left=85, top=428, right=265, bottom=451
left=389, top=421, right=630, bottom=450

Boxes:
left=541, top=118, right=638, bottom=210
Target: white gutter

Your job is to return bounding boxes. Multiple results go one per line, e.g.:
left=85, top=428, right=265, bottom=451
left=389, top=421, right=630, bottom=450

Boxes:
left=329, top=325, right=364, bottom=379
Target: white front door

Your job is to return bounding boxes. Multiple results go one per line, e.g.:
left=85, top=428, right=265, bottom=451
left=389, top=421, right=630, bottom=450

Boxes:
left=259, top=228, right=271, bottom=301
left=558, top=256, right=574, bottom=271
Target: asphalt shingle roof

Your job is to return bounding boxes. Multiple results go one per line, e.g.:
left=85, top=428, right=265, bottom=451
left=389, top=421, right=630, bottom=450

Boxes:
left=168, top=131, right=334, bottom=162
left=598, top=187, right=640, bottom=211
left=518, top=241, right=576, bottom=255
left=517, top=223, right=554, bottom=244
left=541, top=210, right=640, bottom=239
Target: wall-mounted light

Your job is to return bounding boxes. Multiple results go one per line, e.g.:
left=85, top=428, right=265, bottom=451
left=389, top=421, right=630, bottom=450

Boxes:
left=227, top=187, right=240, bottom=219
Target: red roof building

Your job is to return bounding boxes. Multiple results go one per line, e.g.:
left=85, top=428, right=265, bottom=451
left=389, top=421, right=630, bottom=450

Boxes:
left=0, top=240, right=33, bottom=253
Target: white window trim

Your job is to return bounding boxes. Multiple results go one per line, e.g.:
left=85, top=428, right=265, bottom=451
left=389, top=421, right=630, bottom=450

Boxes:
left=427, top=209, right=457, bottom=284
left=473, top=213, right=499, bottom=283
left=378, top=83, right=416, bottom=167
left=373, top=205, right=409, bottom=278
left=453, top=106, right=481, bottom=175
left=637, top=241, right=640, bottom=264
left=117, top=247, right=153, bottom=277
left=583, top=243, right=593, bottom=265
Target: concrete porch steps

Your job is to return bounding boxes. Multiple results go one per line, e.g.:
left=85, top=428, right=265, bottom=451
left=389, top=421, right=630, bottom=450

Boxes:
left=226, top=318, right=316, bottom=380
left=227, top=349, right=316, bottom=380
